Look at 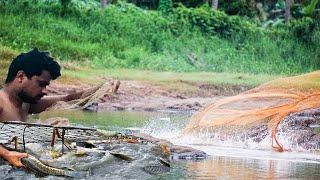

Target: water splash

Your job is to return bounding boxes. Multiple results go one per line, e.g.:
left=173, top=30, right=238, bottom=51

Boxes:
left=137, top=111, right=320, bottom=164
left=140, top=111, right=191, bottom=139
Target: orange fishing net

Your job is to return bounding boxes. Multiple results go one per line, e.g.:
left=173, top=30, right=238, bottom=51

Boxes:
left=184, top=71, right=320, bottom=152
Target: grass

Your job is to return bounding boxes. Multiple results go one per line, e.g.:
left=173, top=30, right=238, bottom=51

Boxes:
left=0, top=1, right=319, bottom=75
left=259, top=70, right=320, bottom=93
left=61, top=65, right=281, bottom=96
left=63, top=68, right=279, bottom=87
left=0, top=45, right=280, bottom=92
left=0, top=45, right=18, bottom=86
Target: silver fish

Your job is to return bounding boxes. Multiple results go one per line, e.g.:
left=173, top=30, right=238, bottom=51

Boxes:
left=21, top=155, right=80, bottom=178
left=96, top=129, right=119, bottom=138
left=142, top=165, right=170, bottom=175
left=72, top=154, right=113, bottom=171
left=110, top=151, right=133, bottom=161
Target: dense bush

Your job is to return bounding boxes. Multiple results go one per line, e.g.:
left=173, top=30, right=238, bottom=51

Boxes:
left=172, top=5, right=259, bottom=37
left=218, top=0, right=257, bottom=17
left=291, top=17, right=319, bottom=45
left=158, top=0, right=173, bottom=13
left=0, top=0, right=319, bottom=74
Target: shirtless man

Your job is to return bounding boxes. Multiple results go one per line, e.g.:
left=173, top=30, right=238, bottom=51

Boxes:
left=0, top=48, right=84, bottom=167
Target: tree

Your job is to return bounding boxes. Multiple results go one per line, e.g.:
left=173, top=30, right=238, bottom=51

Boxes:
left=211, top=0, right=218, bottom=10
left=285, top=0, right=293, bottom=23
left=101, top=0, right=107, bottom=8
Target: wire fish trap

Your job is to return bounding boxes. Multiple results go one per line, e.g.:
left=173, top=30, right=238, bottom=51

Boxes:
left=0, top=121, right=125, bottom=153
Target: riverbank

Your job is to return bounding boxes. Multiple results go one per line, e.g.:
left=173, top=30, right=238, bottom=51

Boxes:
left=47, top=67, right=281, bottom=112
left=0, top=48, right=281, bottom=112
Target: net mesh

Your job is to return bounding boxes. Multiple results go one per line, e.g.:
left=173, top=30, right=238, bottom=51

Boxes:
left=47, top=81, right=112, bottom=110
left=0, top=121, right=111, bottom=151
left=184, top=71, right=320, bottom=151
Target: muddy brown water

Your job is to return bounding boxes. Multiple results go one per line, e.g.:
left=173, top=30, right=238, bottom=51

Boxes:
left=1, top=110, right=320, bottom=179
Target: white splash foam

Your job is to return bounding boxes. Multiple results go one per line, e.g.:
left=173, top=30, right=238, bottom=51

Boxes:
left=139, top=113, right=320, bottom=164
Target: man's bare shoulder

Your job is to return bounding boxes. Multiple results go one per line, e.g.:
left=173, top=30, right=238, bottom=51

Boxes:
left=0, top=91, right=4, bottom=115
left=0, top=90, right=4, bottom=103
left=0, top=90, right=5, bottom=97
left=0, top=90, right=7, bottom=118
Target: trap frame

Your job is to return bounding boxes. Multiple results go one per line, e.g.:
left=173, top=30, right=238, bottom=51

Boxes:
left=0, top=121, right=118, bottom=153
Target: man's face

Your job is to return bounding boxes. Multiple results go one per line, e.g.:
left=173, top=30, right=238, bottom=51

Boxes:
left=19, top=70, right=52, bottom=104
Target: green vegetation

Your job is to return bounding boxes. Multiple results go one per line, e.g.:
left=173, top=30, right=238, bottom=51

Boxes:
left=0, top=45, right=280, bottom=91
left=0, top=45, right=280, bottom=95
left=0, top=0, right=319, bottom=75
left=0, top=45, right=18, bottom=85
left=63, top=67, right=279, bottom=87
left=158, top=0, right=173, bottom=13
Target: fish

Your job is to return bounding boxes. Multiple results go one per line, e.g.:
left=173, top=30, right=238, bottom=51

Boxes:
left=142, top=165, right=170, bottom=175
left=21, top=155, right=80, bottom=178
left=159, top=157, right=170, bottom=167
left=109, top=151, right=133, bottom=161
left=72, top=154, right=113, bottom=171
left=96, top=129, right=119, bottom=138
left=76, top=141, right=96, bottom=149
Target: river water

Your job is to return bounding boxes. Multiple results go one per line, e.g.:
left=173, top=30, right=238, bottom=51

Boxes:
left=32, top=110, right=320, bottom=179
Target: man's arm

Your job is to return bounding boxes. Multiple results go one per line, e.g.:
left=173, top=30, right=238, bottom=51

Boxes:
left=0, top=102, right=28, bottom=167
left=28, top=92, right=83, bottom=114
left=29, top=85, right=102, bottom=114
left=0, top=145, right=28, bottom=167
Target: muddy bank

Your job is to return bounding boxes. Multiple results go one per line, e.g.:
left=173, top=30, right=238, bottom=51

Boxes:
left=46, top=79, right=251, bottom=112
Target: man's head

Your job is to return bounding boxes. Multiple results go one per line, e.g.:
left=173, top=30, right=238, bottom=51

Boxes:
left=5, top=48, right=61, bottom=104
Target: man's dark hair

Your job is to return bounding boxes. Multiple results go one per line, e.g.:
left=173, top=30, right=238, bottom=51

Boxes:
left=5, top=48, right=61, bottom=84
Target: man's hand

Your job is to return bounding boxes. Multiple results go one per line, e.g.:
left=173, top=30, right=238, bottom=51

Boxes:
left=34, top=117, right=70, bottom=126
left=3, top=151, right=28, bottom=168
left=40, top=117, right=70, bottom=127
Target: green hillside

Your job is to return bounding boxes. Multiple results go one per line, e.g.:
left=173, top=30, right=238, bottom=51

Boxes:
left=0, top=0, right=319, bottom=74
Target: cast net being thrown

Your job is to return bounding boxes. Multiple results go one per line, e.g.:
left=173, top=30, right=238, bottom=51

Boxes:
left=184, top=71, right=320, bottom=152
